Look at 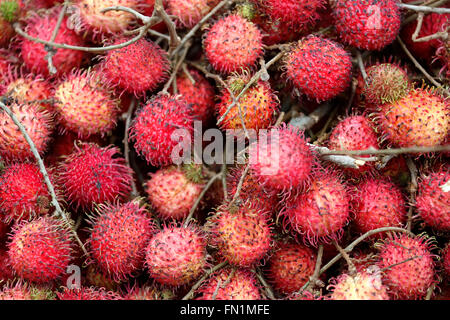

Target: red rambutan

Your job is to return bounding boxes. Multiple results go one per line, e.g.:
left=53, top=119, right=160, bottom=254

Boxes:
left=284, top=35, right=352, bottom=102
left=166, top=0, right=220, bottom=28
left=58, top=143, right=133, bottom=209
left=57, top=286, right=122, bottom=300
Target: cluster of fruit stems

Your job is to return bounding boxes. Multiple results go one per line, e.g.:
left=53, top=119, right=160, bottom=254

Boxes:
left=1, top=0, right=449, bottom=299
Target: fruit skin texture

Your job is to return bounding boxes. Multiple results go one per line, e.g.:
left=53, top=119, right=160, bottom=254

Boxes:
left=129, top=95, right=194, bottom=167
left=204, top=14, right=263, bottom=74
left=328, top=267, right=390, bottom=300
left=248, top=124, right=315, bottom=193
left=7, top=216, right=73, bottom=283
left=282, top=170, right=350, bottom=245
left=332, top=0, right=401, bottom=51
left=361, top=62, right=411, bottom=106
left=0, top=162, right=58, bottom=223
left=145, top=225, right=208, bottom=286
left=58, top=143, right=133, bottom=209
left=0, top=103, right=53, bottom=162
left=251, top=0, right=325, bottom=31
left=0, top=281, right=56, bottom=300
left=327, top=115, right=380, bottom=176
left=57, top=286, right=122, bottom=300
left=166, top=0, right=219, bottom=28
left=206, top=201, right=272, bottom=266
left=197, top=267, right=261, bottom=300
left=415, top=169, right=450, bottom=231
left=145, top=166, right=203, bottom=221
left=377, top=88, right=449, bottom=148
left=376, top=234, right=436, bottom=300
left=0, top=249, right=14, bottom=283
left=87, top=201, right=154, bottom=281
left=284, top=35, right=352, bottom=102
left=172, top=68, right=215, bottom=123
left=73, top=0, right=140, bottom=36
left=124, top=285, right=175, bottom=300
left=442, top=243, right=450, bottom=278
left=216, top=74, right=280, bottom=132
left=352, top=178, right=407, bottom=235
left=100, top=37, right=170, bottom=96
left=54, top=70, right=120, bottom=138
left=266, top=242, right=316, bottom=295
left=19, top=9, right=84, bottom=77
left=4, top=74, right=53, bottom=111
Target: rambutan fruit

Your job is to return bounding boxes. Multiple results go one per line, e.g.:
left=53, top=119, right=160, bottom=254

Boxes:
left=248, top=124, right=315, bottom=193
left=351, top=178, right=407, bottom=235
left=0, top=0, right=19, bottom=47
left=281, top=170, right=350, bottom=245
left=361, top=62, right=411, bottom=106
left=251, top=0, right=325, bottom=32
left=327, top=115, right=380, bottom=176
left=442, top=243, right=450, bottom=278
left=206, top=201, right=272, bottom=267
left=332, top=0, right=401, bottom=51
left=57, top=286, right=122, bottom=300
left=171, top=68, right=215, bottom=123
left=54, top=69, right=120, bottom=138
left=196, top=267, right=262, bottom=300
left=284, top=35, right=352, bottom=102
left=401, top=12, right=449, bottom=61
left=100, top=37, right=170, bottom=96
left=227, top=165, right=279, bottom=217
left=0, top=162, right=59, bottom=222
left=129, top=95, right=194, bottom=167
left=376, top=87, right=449, bottom=148
left=415, top=168, right=450, bottom=231
left=145, top=166, right=204, bottom=221
left=0, top=249, right=14, bottom=282
left=7, top=216, right=73, bottom=283
left=0, top=281, right=56, bottom=300
left=204, top=14, right=263, bottom=74
left=266, top=242, right=316, bottom=295
left=0, top=102, right=53, bottom=162
left=87, top=201, right=154, bottom=281
left=145, top=224, right=208, bottom=286
left=124, top=284, right=175, bottom=300
left=19, top=9, right=85, bottom=77
left=216, top=73, right=280, bottom=133
left=327, top=267, right=390, bottom=300
left=71, top=0, right=141, bottom=37
left=4, top=74, right=53, bottom=110
left=376, top=233, right=437, bottom=300
left=0, top=220, right=8, bottom=240
left=58, top=143, right=133, bottom=209
left=166, top=0, right=219, bottom=28
left=85, top=265, right=119, bottom=291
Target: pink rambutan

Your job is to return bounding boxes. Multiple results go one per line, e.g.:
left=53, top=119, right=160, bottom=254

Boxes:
left=284, top=35, right=352, bottom=102
left=0, top=162, right=59, bottom=222
left=266, top=242, right=316, bottom=295
left=216, top=73, right=280, bottom=133
left=145, top=224, right=209, bottom=286
left=54, top=69, right=120, bottom=138
left=7, top=216, right=73, bottom=283
left=87, top=201, right=154, bottom=281
left=332, top=0, right=401, bottom=51
left=145, top=166, right=204, bottom=221
left=166, top=0, right=220, bottom=28
left=281, top=170, right=350, bottom=245
left=206, top=201, right=272, bottom=267
left=351, top=178, right=407, bottom=235
left=100, top=37, right=170, bottom=96
left=57, top=286, right=122, bottom=300
left=0, top=249, right=14, bottom=283
left=376, top=87, right=449, bottom=148
left=376, top=233, right=437, bottom=300
left=248, top=124, right=316, bottom=193
left=124, top=284, right=175, bottom=300
left=327, top=267, right=390, bottom=300
left=204, top=14, right=263, bottom=74
left=0, top=281, right=55, bottom=300
left=171, top=68, right=215, bottom=123
left=4, top=73, right=53, bottom=110
left=196, top=267, right=262, bottom=300
left=58, top=143, right=133, bottom=209
left=129, top=95, right=194, bottom=167
left=327, top=115, right=380, bottom=176
left=19, top=8, right=85, bottom=77
left=0, top=102, right=53, bottom=162
left=416, top=168, right=450, bottom=231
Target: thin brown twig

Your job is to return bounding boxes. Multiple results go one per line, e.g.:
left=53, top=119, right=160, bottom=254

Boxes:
left=162, top=40, right=192, bottom=94
left=45, top=3, right=68, bottom=75
left=228, top=163, right=250, bottom=208
left=397, top=2, right=450, bottom=13
left=317, top=144, right=450, bottom=156
left=406, top=157, right=419, bottom=232
left=255, top=268, right=276, bottom=300
left=182, top=261, right=228, bottom=300
left=123, top=97, right=138, bottom=198
left=333, top=240, right=357, bottom=275
left=154, top=0, right=180, bottom=54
